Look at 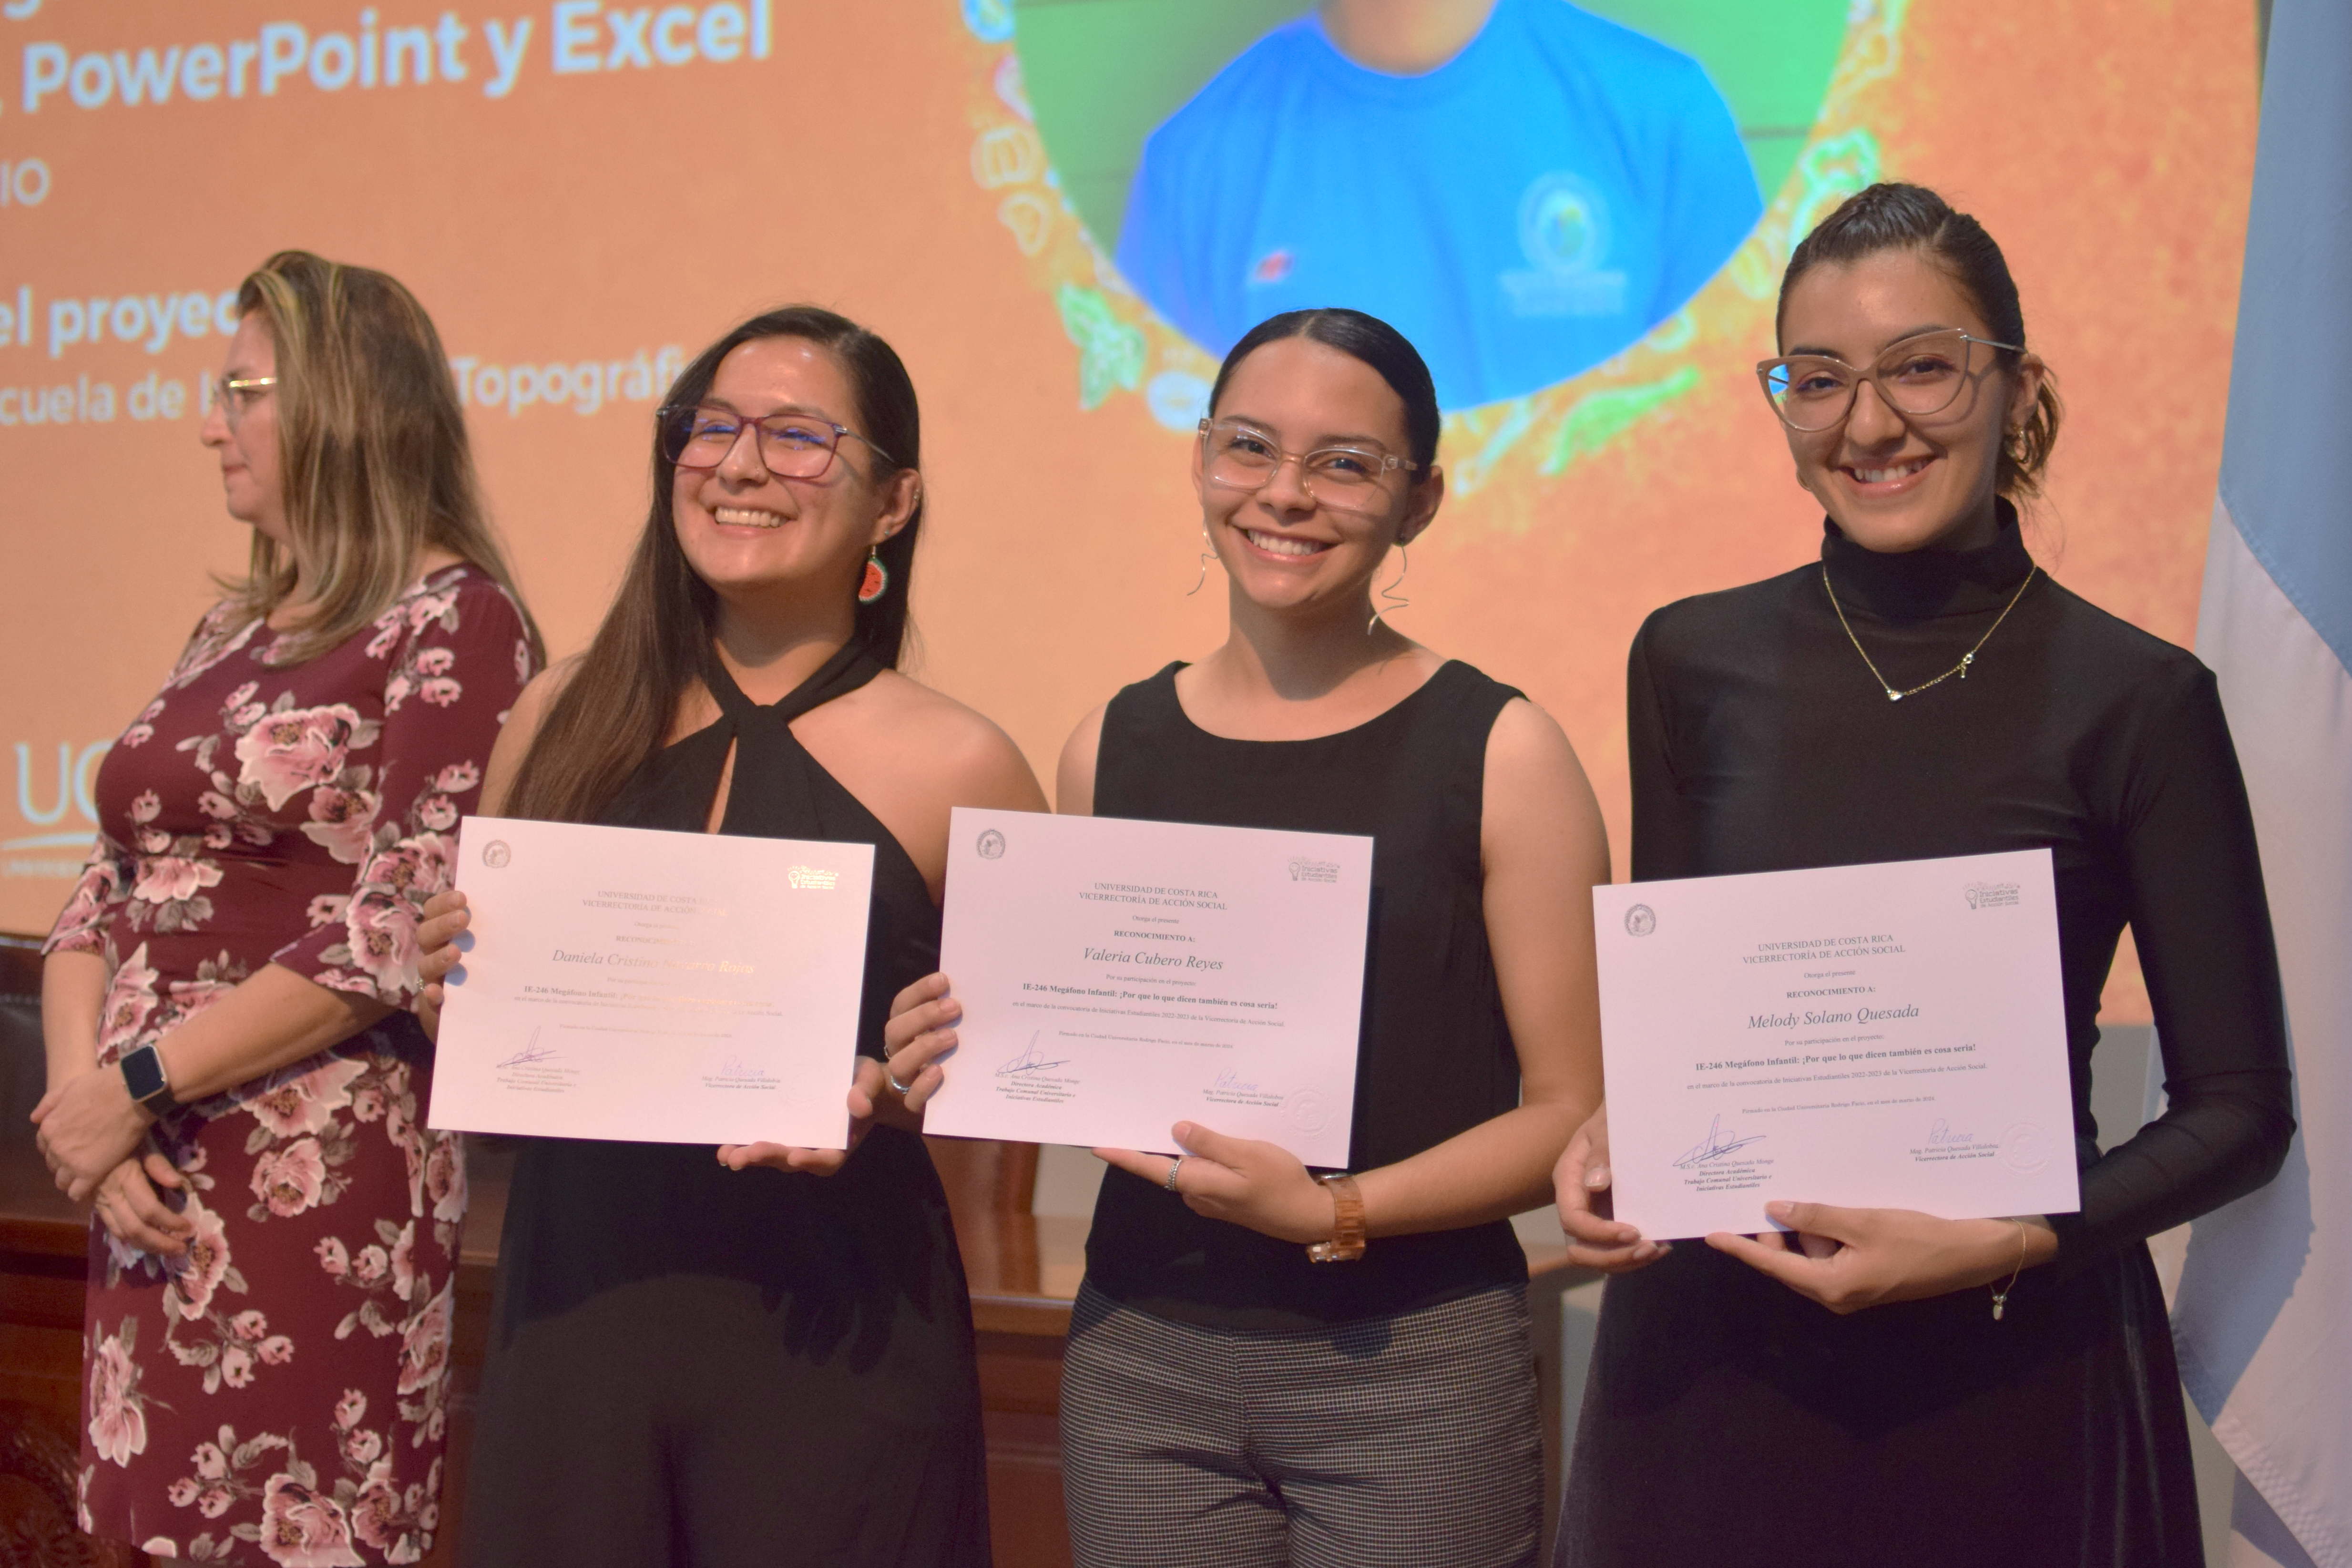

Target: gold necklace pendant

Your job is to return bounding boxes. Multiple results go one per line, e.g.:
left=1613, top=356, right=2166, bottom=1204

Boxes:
left=1822, top=563, right=2039, bottom=703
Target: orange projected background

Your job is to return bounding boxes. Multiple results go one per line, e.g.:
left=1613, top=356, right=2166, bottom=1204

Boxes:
left=1, top=0, right=2261, bottom=1023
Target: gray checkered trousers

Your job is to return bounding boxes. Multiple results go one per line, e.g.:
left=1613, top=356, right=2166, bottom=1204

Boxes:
left=1058, top=1280, right=1543, bottom=1568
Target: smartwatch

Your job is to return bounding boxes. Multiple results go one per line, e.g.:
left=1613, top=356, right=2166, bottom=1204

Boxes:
left=118, top=1044, right=183, bottom=1117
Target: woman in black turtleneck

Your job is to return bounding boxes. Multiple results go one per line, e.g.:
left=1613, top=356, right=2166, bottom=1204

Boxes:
left=1553, top=184, right=2293, bottom=1568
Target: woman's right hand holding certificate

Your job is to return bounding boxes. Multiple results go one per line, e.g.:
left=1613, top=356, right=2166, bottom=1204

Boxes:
left=1555, top=1101, right=1670, bottom=1272
left=414, top=888, right=470, bottom=1042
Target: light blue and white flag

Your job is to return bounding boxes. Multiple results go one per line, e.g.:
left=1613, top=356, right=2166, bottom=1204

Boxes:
left=2172, top=1, right=2352, bottom=1564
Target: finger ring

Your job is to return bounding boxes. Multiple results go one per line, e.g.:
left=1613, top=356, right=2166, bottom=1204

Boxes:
left=1163, top=1156, right=1186, bottom=1192
left=887, top=1067, right=916, bottom=1096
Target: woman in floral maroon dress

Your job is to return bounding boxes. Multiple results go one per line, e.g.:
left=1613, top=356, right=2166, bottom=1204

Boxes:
left=33, top=250, right=539, bottom=1565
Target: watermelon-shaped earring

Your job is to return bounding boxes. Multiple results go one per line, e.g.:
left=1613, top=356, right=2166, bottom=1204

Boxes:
left=858, top=547, right=889, bottom=604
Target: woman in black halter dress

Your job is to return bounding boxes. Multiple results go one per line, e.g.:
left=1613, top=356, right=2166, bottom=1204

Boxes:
left=1554, top=186, right=2292, bottom=1567
left=417, top=308, right=1045, bottom=1566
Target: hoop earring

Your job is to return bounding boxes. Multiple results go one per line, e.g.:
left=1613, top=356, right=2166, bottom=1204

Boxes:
left=1368, top=544, right=1411, bottom=634
left=1186, top=527, right=1219, bottom=596
left=857, top=547, right=890, bottom=605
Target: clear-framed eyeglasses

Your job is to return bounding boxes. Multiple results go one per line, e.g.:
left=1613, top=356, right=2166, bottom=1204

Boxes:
left=1755, top=328, right=2023, bottom=433
left=659, top=403, right=896, bottom=480
left=211, top=375, right=276, bottom=429
left=1197, top=417, right=1418, bottom=512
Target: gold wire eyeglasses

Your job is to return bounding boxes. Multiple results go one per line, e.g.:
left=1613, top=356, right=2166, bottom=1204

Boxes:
left=211, top=375, right=276, bottom=428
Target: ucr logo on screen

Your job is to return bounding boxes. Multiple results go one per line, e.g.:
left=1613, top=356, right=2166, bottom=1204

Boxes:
left=4, top=740, right=108, bottom=880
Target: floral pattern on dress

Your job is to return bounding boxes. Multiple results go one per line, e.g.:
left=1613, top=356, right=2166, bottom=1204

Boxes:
left=45, top=566, right=532, bottom=1563
left=143, top=1399, right=446, bottom=1566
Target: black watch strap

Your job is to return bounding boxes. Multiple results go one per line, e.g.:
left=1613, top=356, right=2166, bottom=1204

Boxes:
left=119, top=1044, right=183, bottom=1116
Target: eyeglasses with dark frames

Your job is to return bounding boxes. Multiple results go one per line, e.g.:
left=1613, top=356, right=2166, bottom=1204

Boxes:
left=659, top=403, right=897, bottom=480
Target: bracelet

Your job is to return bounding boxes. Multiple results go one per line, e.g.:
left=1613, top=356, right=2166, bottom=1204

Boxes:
left=1989, top=1219, right=2029, bottom=1321
left=1305, top=1173, right=1366, bottom=1263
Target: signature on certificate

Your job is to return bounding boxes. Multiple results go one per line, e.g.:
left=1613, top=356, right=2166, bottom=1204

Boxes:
left=996, top=1033, right=1070, bottom=1077
left=496, top=1029, right=557, bottom=1069
left=1671, top=1114, right=1767, bottom=1169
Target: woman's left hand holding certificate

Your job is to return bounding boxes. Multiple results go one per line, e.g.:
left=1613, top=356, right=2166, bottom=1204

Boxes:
left=879, top=973, right=963, bottom=1113
left=880, top=973, right=1337, bottom=1242
left=711, top=1054, right=887, bottom=1176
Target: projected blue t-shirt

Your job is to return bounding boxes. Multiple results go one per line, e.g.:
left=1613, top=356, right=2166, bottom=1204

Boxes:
left=1115, top=0, right=1763, bottom=409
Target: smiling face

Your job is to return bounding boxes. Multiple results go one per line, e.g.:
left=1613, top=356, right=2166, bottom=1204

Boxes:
left=1195, top=335, right=1442, bottom=617
left=199, top=312, right=288, bottom=546
left=669, top=335, right=915, bottom=606
left=1776, top=247, right=2044, bottom=553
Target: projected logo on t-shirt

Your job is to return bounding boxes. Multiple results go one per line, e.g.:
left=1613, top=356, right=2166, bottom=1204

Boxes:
left=1502, top=172, right=1628, bottom=320
left=963, top=0, right=1883, bottom=483
left=1104, top=0, right=1767, bottom=409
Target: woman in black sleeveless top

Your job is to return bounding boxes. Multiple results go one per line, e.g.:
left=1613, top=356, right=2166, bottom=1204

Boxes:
left=415, top=308, right=1045, bottom=1566
left=1554, top=186, right=2292, bottom=1566
left=887, top=309, right=1610, bottom=1568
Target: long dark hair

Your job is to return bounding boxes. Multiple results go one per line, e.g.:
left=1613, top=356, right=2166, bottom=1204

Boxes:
left=503, top=306, right=923, bottom=824
left=1210, top=307, right=1442, bottom=469
left=1778, top=183, right=2062, bottom=498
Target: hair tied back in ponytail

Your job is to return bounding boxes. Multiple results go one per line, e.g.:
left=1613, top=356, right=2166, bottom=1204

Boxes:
left=1778, top=183, right=2062, bottom=501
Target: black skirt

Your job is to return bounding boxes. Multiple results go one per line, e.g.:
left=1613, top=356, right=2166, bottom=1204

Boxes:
left=1558, top=1240, right=2200, bottom=1568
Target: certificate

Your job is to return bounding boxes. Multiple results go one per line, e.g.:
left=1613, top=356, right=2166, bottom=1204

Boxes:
left=922, top=808, right=1374, bottom=1165
left=1594, top=849, right=2080, bottom=1239
left=426, top=816, right=875, bottom=1148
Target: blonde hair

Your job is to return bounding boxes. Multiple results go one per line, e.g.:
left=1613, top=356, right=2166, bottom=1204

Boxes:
left=217, top=250, right=542, bottom=664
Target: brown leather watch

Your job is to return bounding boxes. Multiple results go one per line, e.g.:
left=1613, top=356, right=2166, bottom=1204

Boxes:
left=1306, top=1173, right=1366, bottom=1263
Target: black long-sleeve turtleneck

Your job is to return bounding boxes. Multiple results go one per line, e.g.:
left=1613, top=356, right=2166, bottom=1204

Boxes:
left=1625, top=502, right=2293, bottom=1268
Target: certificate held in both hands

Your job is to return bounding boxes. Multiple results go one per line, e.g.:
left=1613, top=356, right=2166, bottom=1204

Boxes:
left=1594, top=849, right=2080, bottom=1240
left=426, top=816, right=875, bottom=1149
left=924, top=808, right=1374, bottom=1167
